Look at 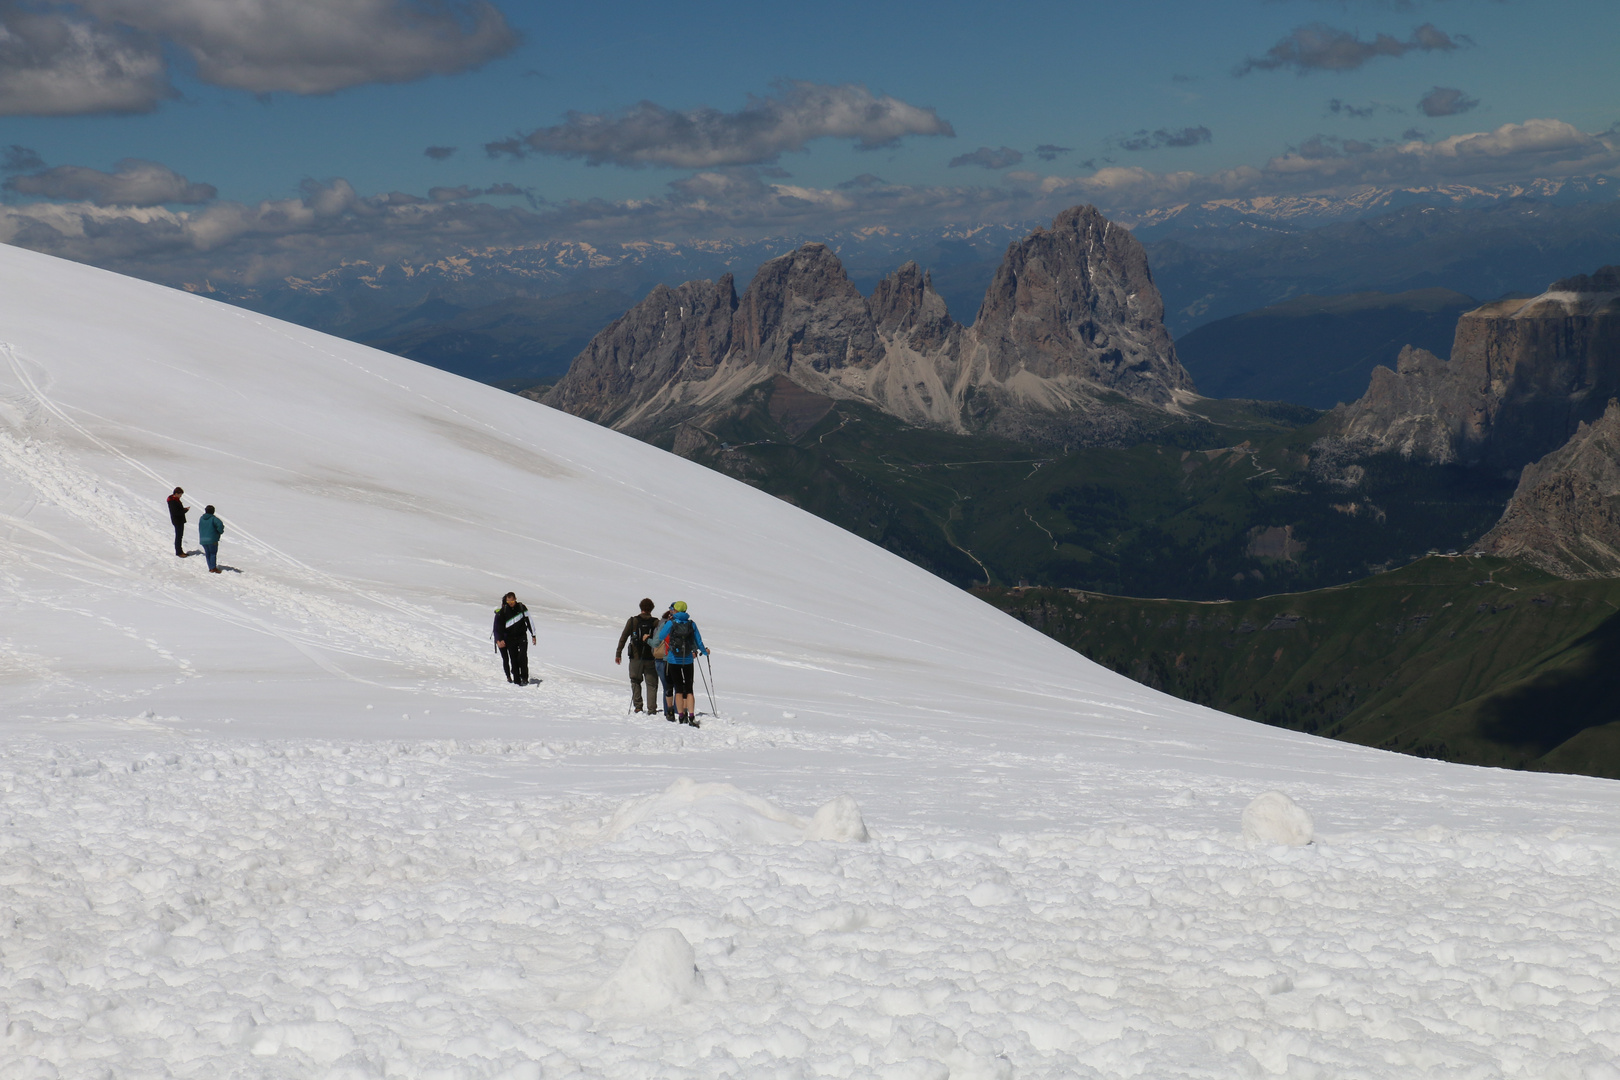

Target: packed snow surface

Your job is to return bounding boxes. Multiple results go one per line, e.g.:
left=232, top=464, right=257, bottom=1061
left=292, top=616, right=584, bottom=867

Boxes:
left=2, top=243, right=1619, bottom=1078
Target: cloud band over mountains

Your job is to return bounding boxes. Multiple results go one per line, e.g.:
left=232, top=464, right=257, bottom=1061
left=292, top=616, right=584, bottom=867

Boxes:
left=4, top=159, right=216, bottom=206
left=2, top=119, right=1614, bottom=285
left=485, top=81, right=955, bottom=168
left=0, top=0, right=518, bottom=115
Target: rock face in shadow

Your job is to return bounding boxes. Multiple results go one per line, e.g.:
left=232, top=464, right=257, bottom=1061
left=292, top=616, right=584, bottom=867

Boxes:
left=1476, top=398, right=1620, bottom=578
left=1327, top=267, right=1620, bottom=468
left=545, top=206, right=1192, bottom=447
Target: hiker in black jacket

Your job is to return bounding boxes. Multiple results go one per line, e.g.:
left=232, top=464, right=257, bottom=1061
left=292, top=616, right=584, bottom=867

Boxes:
left=615, top=598, right=661, bottom=714
left=492, top=605, right=514, bottom=682
left=166, top=487, right=188, bottom=557
left=494, top=593, right=536, bottom=686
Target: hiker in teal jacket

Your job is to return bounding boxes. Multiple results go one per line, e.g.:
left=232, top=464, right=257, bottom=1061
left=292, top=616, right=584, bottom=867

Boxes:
left=197, top=506, right=224, bottom=573
left=650, top=601, right=708, bottom=725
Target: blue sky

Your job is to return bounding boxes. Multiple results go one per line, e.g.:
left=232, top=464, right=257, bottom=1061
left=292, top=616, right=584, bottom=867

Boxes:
left=1, top=0, right=1616, bottom=281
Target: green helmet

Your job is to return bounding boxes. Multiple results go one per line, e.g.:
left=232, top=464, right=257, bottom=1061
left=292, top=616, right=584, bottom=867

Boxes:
left=672, top=600, right=688, bottom=612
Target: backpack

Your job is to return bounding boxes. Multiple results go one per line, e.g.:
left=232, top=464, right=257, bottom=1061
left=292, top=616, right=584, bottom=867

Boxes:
left=629, top=615, right=657, bottom=659
left=665, top=619, right=696, bottom=661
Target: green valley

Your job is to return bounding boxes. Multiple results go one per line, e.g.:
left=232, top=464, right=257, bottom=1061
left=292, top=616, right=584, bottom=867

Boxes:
left=978, top=558, right=1620, bottom=780
left=675, top=383, right=1515, bottom=601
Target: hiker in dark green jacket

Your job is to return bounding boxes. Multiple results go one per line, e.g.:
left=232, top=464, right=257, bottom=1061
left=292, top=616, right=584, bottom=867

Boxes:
left=197, top=506, right=224, bottom=573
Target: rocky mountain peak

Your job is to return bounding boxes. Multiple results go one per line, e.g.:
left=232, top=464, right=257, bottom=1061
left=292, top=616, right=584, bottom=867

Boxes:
left=733, top=243, right=881, bottom=374
left=1327, top=264, right=1620, bottom=468
left=869, top=260, right=954, bottom=352
left=972, top=204, right=1189, bottom=403
left=1476, top=397, right=1620, bottom=577
left=546, top=205, right=1193, bottom=446
left=542, top=274, right=737, bottom=427
left=1550, top=264, right=1620, bottom=294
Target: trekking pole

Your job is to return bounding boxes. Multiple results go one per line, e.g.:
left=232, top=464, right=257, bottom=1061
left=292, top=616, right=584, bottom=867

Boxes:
left=701, top=652, right=719, bottom=718
left=697, top=660, right=716, bottom=719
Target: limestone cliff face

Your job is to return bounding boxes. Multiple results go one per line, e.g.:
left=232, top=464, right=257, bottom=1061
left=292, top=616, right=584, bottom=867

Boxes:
left=1328, top=266, right=1620, bottom=467
left=544, top=206, right=1191, bottom=445
left=1476, top=398, right=1620, bottom=578
left=970, top=205, right=1187, bottom=400
left=544, top=276, right=737, bottom=431
left=731, top=243, right=881, bottom=375
left=1333, top=345, right=1468, bottom=463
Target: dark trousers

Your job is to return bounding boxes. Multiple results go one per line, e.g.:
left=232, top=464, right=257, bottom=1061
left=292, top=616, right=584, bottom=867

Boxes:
left=628, top=656, right=657, bottom=710
left=499, top=643, right=514, bottom=682
left=655, top=660, right=671, bottom=712
left=173, top=521, right=185, bottom=556
left=202, top=542, right=218, bottom=571
left=506, top=641, right=529, bottom=685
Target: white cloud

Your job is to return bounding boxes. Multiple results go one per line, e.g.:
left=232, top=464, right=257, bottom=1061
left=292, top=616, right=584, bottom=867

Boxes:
left=0, top=3, right=170, bottom=116
left=0, top=0, right=516, bottom=115
left=1237, top=22, right=1466, bottom=75
left=81, top=0, right=518, bottom=95
left=1418, top=86, right=1480, bottom=118
left=1263, top=119, right=1616, bottom=185
left=949, top=146, right=1024, bottom=169
left=5, top=159, right=216, bottom=206
left=487, top=81, right=955, bottom=168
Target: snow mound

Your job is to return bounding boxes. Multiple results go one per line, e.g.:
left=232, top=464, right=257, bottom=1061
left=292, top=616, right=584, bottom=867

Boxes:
left=804, top=793, right=870, bottom=842
left=601, top=778, right=806, bottom=845
left=248, top=1021, right=359, bottom=1063
left=584, top=928, right=704, bottom=1017
left=1242, top=790, right=1315, bottom=846
left=600, top=779, right=871, bottom=847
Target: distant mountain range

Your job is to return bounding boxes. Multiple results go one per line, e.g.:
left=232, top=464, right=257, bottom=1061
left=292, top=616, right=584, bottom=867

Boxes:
left=178, top=176, right=1620, bottom=385
left=1127, top=176, right=1618, bottom=242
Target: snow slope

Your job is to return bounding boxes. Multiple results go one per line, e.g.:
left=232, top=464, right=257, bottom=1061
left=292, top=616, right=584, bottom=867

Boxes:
left=2, top=242, right=1619, bottom=1078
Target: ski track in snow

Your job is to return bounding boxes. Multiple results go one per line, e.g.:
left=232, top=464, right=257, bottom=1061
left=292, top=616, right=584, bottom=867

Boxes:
left=3, top=245, right=1620, bottom=1078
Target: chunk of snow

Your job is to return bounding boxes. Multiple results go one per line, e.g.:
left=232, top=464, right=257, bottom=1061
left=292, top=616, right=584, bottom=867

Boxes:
left=804, top=794, right=869, bottom=842
left=584, top=928, right=704, bottom=1017
left=1242, top=790, right=1315, bottom=846
left=248, top=1021, right=358, bottom=1062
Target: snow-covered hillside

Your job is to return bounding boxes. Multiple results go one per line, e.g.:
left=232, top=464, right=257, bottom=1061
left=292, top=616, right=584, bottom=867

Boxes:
left=3, top=242, right=1618, bottom=1078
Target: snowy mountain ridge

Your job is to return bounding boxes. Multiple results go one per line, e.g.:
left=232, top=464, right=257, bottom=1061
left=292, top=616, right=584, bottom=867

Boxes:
left=3, top=244, right=1619, bottom=1078
left=1126, top=175, right=1618, bottom=236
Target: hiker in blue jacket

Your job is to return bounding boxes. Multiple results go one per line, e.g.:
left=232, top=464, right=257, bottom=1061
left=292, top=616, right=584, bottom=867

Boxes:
left=650, top=600, right=708, bottom=726
left=196, top=505, right=224, bottom=573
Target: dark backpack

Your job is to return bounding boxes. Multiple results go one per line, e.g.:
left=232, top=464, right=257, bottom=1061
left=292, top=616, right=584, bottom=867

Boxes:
left=666, top=620, right=696, bottom=661
left=629, top=615, right=658, bottom=659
